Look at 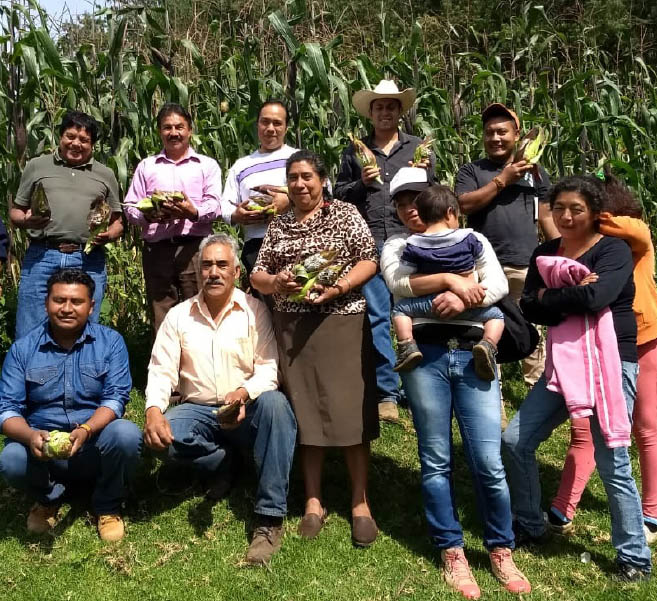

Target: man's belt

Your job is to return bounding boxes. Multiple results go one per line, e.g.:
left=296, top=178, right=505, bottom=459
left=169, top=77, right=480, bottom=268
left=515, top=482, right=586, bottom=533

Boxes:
left=145, top=235, right=205, bottom=246
left=31, top=239, right=87, bottom=253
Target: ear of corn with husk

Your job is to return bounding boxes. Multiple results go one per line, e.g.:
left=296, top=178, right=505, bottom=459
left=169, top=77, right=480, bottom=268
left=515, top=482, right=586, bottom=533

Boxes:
left=84, top=196, right=112, bottom=254
left=246, top=192, right=277, bottom=215
left=348, top=133, right=383, bottom=184
left=135, top=190, right=185, bottom=217
left=412, top=137, right=434, bottom=166
left=288, top=249, right=342, bottom=302
left=30, top=181, right=51, bottom=219
left=43, top=430, right=73, bottom=459
left=514, top=127, right=547, bottom=164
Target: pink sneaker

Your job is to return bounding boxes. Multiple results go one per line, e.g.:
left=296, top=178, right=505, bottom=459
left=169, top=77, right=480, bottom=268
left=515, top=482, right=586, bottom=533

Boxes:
left=441, top=547, right=481, bottom=599
left=489, top=547, right=531, bottom=594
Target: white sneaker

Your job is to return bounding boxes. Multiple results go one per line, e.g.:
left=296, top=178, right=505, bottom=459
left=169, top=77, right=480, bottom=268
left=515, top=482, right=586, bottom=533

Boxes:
left=644, top=524, right=657, bottom=546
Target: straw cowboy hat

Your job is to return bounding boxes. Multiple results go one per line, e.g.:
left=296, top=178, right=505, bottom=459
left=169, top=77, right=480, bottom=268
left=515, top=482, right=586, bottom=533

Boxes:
left=352, top=80, right=416, bottom=118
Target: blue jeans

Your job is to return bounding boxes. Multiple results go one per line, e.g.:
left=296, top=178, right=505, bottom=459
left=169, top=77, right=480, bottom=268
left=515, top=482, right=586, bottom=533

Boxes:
left=16, top=243, right=107, bottom=339
left=393, top=294, right=504, bottom=322
left=0, top=419, right=142, bottom=514
left=400, top=343, right=515, bottom=550
left=502, top=362, right=651, bottom=570
left=362, top=272, right=401, bottom=404
left=160, top=391, right=297, bottom=517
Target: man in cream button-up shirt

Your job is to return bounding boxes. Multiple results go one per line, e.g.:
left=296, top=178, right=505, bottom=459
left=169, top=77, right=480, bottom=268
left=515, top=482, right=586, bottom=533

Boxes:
left=143, top=233, right=297, bottom=566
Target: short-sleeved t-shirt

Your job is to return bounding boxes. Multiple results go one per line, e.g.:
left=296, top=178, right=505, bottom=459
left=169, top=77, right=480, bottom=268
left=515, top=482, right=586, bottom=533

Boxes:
left=455, top=158, right=551, bottom=267
left=14, top=151, right=121, bottom=243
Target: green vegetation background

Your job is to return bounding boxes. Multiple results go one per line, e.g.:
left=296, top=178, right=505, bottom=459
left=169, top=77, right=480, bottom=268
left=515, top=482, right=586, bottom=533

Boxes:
left=0, top=1, right=656, bottom=599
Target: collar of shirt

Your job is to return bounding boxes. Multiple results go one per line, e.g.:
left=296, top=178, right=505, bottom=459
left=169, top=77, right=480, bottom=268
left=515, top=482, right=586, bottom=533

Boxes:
left=53, top=148, right=95, bottom=169
left=364, top=129, right=412, bottom=156
left=155, top=147, right=201, bottom=165
left=190, top=288, right=249, bottom=329
left=39, top=320, right=96, bottom=351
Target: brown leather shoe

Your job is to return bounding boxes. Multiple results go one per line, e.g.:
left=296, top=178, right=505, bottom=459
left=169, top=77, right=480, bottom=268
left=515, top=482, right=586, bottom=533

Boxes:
left=27, top=503, right=59, bottom=534
left=245, top=518, right=284, bottom=565
left=378, top=401, right=399, bottom=423
left=351, top=516, right=378, bottom=547
left=298, top=509, right=327, bottom=539
left=97, top=514, right=125, bottom=542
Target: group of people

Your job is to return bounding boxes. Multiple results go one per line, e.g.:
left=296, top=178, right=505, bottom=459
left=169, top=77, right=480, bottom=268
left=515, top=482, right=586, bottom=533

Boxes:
left=0, top=78, right=655, bottom=597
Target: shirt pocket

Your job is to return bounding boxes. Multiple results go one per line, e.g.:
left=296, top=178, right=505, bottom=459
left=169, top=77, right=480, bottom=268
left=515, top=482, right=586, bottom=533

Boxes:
left=79, top=361, right=109, bottom=397
left=25, top=366, right=60, bottom=402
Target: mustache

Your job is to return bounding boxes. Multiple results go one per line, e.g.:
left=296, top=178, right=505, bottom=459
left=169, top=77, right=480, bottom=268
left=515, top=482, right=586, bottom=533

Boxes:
left=205, top=278, right=223, bottom=285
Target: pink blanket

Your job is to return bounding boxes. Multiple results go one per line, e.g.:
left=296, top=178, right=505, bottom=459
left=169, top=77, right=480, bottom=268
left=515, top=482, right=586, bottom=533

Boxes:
left=537, top=255, right=631, bottom=448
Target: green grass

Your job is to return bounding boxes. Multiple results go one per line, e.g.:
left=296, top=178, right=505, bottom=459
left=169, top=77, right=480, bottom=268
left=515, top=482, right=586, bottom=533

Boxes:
left=0, top=373, right=655, bottom=601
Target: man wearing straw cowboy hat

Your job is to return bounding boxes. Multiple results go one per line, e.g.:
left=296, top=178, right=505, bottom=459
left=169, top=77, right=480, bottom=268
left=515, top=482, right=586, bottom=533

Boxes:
left=336, top=80, right=435, bottom=423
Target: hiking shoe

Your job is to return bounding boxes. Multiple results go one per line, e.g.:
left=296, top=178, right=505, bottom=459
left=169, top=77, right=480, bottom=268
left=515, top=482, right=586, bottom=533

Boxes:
left=97, top=514, right=125, bottom=542
left=489, top=547, right=531, bottom=594
left=472, top=339, right=497, bottom=381
left=615, top=562, right=651, bottom=582
left=245, top=518, right=284, bottom=565
left=546, top=508, right=574, bottom=536
left=393, top=340, right=423, bottom=372
left=441, top=547, right=481, bottom=599
left=378, top=400, right=400, bottom=423
left=644, top=522, right=657, bottom=546
left=27, top=503, right=59, bottom=534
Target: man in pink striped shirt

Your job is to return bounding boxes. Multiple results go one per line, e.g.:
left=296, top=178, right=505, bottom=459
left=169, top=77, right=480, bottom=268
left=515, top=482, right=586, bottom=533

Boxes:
left=124, top=103, right=223, bottom=330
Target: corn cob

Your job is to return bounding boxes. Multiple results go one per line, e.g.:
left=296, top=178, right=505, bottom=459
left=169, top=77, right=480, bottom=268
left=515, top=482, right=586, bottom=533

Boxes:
left=348, top=133, right=383, bottom=184
left=412, top=137, right=434, bottom=166
left=30, top=181, right=51, bottom=219
left=246, top=192, right=276, bottom=215
left=43, top=430, right=72, bottom=459
left=84, top=196, right=112, bottom=254
left=514, top=127, right=546, bottom=164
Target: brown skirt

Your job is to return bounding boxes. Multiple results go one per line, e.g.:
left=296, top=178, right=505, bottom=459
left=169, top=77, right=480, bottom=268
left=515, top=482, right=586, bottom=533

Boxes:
left=273, top=311, right=379, bottom=446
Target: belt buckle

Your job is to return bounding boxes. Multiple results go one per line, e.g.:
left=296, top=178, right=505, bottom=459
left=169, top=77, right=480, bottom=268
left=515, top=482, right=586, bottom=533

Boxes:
left=447, top=337, right=460, bottom=351
left=58, top=242, right=80, bottom=253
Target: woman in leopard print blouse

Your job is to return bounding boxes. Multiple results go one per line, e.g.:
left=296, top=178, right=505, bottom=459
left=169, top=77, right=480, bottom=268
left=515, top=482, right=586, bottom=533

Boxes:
left=252, top=150, right=380, bottom=547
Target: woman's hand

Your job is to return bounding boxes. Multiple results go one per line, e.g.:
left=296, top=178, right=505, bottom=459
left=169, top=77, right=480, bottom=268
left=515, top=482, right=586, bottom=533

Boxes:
left=447, top=274, right=486, bottom=307
left=578, top=272, right=598, bottom=286
left=307, top=283, right=341, bottom=305
left=274, top=271, right=302, bottom=296
left=432, top=291, right=466, bottom=318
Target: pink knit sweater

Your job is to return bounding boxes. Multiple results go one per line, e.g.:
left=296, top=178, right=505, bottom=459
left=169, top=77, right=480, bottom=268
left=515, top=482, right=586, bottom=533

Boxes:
left=537, top=255, right=631, bottom=448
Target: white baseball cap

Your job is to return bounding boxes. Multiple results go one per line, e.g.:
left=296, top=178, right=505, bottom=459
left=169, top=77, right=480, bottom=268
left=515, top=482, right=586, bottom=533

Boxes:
left=390, top=167, right=429, bottom=199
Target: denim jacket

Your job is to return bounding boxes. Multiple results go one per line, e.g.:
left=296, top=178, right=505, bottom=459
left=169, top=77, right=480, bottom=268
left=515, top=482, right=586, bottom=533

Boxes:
left=0, top=322, right=132, bottom=432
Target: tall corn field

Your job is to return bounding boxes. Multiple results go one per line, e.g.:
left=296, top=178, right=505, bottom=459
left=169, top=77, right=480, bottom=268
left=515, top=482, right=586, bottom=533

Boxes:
left=1, top=0, right=656, bottom=352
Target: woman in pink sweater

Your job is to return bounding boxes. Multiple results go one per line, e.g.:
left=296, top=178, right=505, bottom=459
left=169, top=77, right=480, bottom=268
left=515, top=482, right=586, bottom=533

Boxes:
left=548, top=173, right=657, bottom=545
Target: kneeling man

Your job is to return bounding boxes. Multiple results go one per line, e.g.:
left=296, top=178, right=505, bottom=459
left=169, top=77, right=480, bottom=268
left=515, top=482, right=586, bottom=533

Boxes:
left=0, top=268, right=142, bottom=541
left=143, top=233, right=297, bottom=565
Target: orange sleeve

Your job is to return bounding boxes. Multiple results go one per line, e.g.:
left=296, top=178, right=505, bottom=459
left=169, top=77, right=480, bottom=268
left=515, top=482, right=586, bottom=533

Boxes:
left=598, top=213, right=651, bottom=254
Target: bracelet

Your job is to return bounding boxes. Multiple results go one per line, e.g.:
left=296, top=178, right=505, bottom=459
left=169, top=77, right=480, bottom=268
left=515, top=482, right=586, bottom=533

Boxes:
left=492, top=176, right=506, bottom=191
left=339, top=274, right=352, bottom=293
left=77, top=423, right=93, bottom=437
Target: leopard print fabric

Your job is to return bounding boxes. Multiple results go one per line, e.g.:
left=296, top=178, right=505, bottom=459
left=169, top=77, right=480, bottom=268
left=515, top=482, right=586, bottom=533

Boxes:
left=252, top=200, right=378, bottom=314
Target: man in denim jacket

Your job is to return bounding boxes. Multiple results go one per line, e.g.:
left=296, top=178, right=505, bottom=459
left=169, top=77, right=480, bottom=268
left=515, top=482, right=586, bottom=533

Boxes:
left=0, top=268, right=141, bottom=541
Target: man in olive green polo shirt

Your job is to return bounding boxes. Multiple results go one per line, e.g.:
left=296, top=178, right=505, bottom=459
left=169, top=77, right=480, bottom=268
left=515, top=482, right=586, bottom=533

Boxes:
left=10, top=110, right=123, bottom=338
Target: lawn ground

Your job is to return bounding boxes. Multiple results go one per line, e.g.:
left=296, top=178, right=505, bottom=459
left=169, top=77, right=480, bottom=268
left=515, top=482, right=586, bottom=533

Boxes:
left=0, top=368, right=655, bottom=601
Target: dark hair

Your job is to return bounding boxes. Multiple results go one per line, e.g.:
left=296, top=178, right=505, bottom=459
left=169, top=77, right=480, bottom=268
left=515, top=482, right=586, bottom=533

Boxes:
left=286, top=150, right=328, bottom=180
left=156, top=103, right=192, bottom=129
left=414, top=185, right=460, bottom=224
left=47, top=268, right=95, bottom=299
left=258, top=99, right=289, bottom=125
left=599, top=169, right=643, bottom=218
left=546, top=175, right=606, bottom=214
left=59, top=111, right=99, bottom=143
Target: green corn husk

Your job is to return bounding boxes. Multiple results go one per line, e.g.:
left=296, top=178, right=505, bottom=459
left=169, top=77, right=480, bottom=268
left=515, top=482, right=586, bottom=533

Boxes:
left=43, top=430, right=72, bottom=459
left=30, top=181, right=51, bottom=219
left=412, top=137, right=434, bottom=166
left=292, top=263, right=310, bottom=284
left=514, top=127, right=547, bottom=164
left=135, top=190, right=184, bottom=216
left=348, top=133, right=383, bottom=185
left=246, top=192, right=276, bottom=215
left=287, top=249, right=342, bottom=302
left=302, top=249, right=338, bottom=273
left=84, top=196, right=112, bottom=254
